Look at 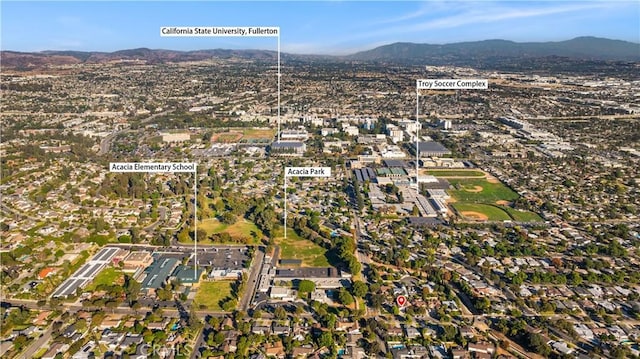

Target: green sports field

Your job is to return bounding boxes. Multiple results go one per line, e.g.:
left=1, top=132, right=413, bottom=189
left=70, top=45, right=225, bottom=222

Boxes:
left=274, top=228, right=330, bottom=267
left=425, top=169, right=485, bottom=177
left=452, top=203, right=512, bottom=221
left=85, top=267, right=123, bottom=291
left=427, top=172, right=541, bottom=222
left=194, top=281, right=233, bottom=311
left=500, top=206, right=543, bottom=222
left=448, top=178, right=519, bottom=203
left=242, top=128, right=275, bottom=140
left=197, top=218, right=263, bottom=244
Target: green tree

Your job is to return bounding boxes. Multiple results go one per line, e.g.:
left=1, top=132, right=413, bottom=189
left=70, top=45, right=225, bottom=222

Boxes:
left=351, top=281, right=368, bottom=298
left=338, top=288, right=354, bottom=306
left=317, top=331, right=334, bottom=348
left=274, top=306, right=287, bottom=320
left=298, top=280, right=316, bottom=293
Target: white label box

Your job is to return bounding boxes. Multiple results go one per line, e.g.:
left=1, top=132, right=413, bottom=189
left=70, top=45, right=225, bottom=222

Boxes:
left=417, top=79, right=488, bottom=90
left=285, top=167, right=331, bottom=177
left=109, top=162, right=196, bottom=173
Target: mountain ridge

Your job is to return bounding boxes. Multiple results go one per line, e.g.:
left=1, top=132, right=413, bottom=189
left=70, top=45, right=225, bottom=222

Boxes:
left=346, top=37, right=640, bottom=63
left=2, top=37, right=638, bottom=69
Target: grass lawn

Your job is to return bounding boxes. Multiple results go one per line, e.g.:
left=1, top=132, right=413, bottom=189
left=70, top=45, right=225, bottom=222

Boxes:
left=425, top=169, right=486, bottom=177
left=197, top=217, right=262, bottom=244
left=274, top=228, right=330, bottom=267
left=242, top=128, right=275, bottom=140
left=500, top=206, right=543, bottom=222
left=33, top=347, right=48, bottom=359
left=214, top=133, right=243, bottom=143
left=448, top=178, right=519, bottom=203
left=453, top=203, right=512, bottom=221
left=85, top=267, right=123, bottom=291
left=194, top=281, right=233, bottom=311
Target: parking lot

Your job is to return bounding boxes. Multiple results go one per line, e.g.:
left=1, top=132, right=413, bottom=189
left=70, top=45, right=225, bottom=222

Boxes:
left=187, top=247, right=249, bottom=270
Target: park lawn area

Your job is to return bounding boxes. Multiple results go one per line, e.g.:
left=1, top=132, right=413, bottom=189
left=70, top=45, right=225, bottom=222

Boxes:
left=198, top=217, right=262, bottom=244
left=274, top=228, right=330, bottom=267
left=425, top=169, right=486, bottom=177
left=194, top=281, right=233, bottom=311
left=243, top=128, right=275, bottom=140
left=500, top=206, right=543, bottom=222
left=448, top=178, right=519, bottom=203
left=453, top=203, right=512, bottom=221
left=85, top=267, right=123, bottom=291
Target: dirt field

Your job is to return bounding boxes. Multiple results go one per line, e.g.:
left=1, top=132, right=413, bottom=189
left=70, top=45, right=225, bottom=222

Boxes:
left=460, top=211, right=489, bottom=221
left=211, top=132, right=243, bottom=143
left=464, top=185, right=484, bottom=193
left=243, top=128, right=275, bottom=140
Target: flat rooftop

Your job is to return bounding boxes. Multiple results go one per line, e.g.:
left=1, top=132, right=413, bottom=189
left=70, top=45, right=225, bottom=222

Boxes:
left=418, top=141, right=451, bottom=153
left=275, top=267, right=339, bottom=278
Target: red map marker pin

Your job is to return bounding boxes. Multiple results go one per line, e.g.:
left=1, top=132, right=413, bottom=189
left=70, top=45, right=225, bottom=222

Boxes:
left=396, top=295, right=407, bottom=307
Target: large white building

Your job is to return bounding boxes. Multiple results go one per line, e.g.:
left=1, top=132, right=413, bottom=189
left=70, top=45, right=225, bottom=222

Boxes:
left=270, top=141, right=306, bottom=157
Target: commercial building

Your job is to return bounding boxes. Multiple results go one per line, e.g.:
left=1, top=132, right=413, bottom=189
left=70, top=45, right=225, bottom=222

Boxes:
left=122, top=251, right=153, bottom=272
left=499, top=116, right=527, bottom=129
left=172, top=265, right=203, bottom=286
left=377, top=168, right=406, bottom=178
left=269, top=141, right=306, bottom=157
left=209, top=268, right=243, bottom=280
left=269, top=287, right=296, bottom=301
left=275, top=267, right=349, bottom=289
left=379, top=145, right=407, bottom=159
left=140, top=257, right=180, bottom=292
left=344, top=126, right=360, bottom=137
left=357, top=134, right=387, bottom=145
left=321, top=128, right=339, bottom=137
left=353, top=168, right=376, bottom=182
left=417, top=141, right=452, bottom=157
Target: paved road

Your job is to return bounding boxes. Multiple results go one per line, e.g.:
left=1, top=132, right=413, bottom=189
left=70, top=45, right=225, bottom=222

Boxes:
left=238, top=247, right=265, bottom=311
left=0, top=203, right=40, bottom=222
left=17, top=315, right=60, bottom=359
left=189, top=325, right=205, bottom=359
left=98, top=110, right=171, bottom=155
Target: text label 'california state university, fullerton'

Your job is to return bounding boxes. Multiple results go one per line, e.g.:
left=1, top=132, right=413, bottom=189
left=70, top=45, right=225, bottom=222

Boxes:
left=109, top=162, right=196, bottom=173
left=417, top=79, right=488, bottom=90
left=285, top=167, right=331, bottom=177
left=160, top=27, right=279, bottom=37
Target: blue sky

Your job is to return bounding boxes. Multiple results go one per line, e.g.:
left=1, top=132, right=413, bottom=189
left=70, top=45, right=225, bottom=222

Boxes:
left=2, top=1, right=639, bottom=54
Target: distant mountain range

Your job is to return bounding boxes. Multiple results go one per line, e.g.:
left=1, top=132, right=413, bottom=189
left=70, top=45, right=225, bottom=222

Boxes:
left=2, top=37, right=638, bottom=70
left=346, top=37, right=640, bottom=63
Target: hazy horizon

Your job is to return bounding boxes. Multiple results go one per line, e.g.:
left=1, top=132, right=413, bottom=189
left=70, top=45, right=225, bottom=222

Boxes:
left=3, top=36, right=639, bottom=57
left=2, top=1, right=639, bottom=55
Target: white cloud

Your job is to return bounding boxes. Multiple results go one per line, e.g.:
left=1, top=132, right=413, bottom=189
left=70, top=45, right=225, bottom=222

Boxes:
left=407, top=2, right=612, bottom=31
